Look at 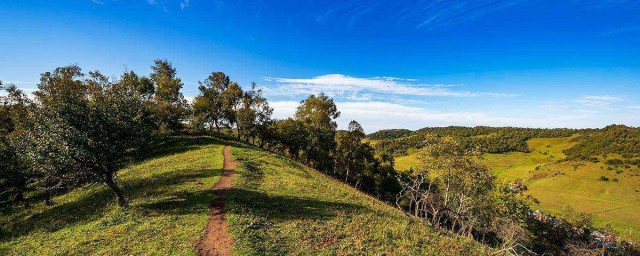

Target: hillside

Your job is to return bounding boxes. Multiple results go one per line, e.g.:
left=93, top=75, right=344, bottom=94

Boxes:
left=0, top=136, right=488, bottom=255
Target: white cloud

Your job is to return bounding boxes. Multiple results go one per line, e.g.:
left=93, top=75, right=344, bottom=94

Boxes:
left=269, top=100, right=620, bottom=133
left=264, top=74, right=512, bottom=98
left=574, top=95, right=623, bottom=106
left=90, top=0, right=105, bottom=5
left=627, top=105, right=640, bottom=110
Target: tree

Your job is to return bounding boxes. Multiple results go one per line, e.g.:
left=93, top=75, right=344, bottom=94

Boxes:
left=295, top=93, right=340, bottom=172
left=236, top=82, right=272, bottom=143
left=0, top=82, right=36, bottom=203
left=20, top=66, right=154, bottom=207
left=192, top=71, right=230, bottom=133
left=150, top=59, right=188, bottom=133
left=222, top=82, right=243, bottom=138
left=335, top=121, right=375, bottom=187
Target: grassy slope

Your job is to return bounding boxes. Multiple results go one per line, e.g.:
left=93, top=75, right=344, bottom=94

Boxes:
left=394, top=136, right=640, bottom=241
left=0, top=136, right=488, bottom=255
left=0, top=136, right=225, bottom=255
left=226, top=143, right=488, bottom=255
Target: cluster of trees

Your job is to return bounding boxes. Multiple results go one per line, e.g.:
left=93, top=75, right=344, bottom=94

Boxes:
left=366, top=128, right=415, bottom=140
left=257, top=95, right=399, bottom=200
left=395, top=135, right=639, bottom=255
left=373, top=126, right=580, bottom=156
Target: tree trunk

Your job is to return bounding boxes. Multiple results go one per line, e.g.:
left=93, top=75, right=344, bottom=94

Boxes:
left=105, top=174, right=128, bottom=207
left=44, top=188, right=53, bottom=206
left=215, top=121, right=220, bottom=133
left=236, top=126, right=241, bottom=139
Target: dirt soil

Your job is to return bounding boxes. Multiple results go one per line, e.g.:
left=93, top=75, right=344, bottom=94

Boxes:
left=198, top=145, right=237, bottom=256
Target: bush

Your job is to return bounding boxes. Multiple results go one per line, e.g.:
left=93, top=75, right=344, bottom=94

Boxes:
left=599, top=176, right=609, bottom=181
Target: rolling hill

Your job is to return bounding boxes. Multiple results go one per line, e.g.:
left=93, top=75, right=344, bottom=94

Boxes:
left=0, top=136, right=488, bottom=255
left=387, top=128, right=640, bottom=242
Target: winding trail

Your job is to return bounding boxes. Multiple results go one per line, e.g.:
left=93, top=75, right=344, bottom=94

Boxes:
left=199, top=145, right=237, bottom=256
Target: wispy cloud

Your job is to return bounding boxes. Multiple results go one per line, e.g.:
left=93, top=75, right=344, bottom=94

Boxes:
left=264, top=74, right=512, bottom=98
left=574, top=95, right=623, bottom=107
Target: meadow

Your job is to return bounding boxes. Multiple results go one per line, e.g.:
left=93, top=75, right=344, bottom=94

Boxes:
left=394, top=136, right=640, bottom=242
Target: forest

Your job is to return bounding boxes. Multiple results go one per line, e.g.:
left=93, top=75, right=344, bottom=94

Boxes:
left=1, top=61, right=638, bottom=255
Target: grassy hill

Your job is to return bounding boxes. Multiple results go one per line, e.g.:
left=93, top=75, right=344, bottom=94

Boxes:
left=0, top=136, right=488, bottom=255
left=394, top=135, right=640, bottom=242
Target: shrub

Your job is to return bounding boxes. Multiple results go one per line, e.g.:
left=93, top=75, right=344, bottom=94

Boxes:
left=599, top=176, right=609, bottom=181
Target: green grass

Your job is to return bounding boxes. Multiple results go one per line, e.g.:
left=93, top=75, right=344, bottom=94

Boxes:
left=0, top=136, right=225, bottom=255
left=225, top=143, right=488, bottom=255
left=0, top=136, right=489, bottom=255
left=394, top=153, right=421, bottom=172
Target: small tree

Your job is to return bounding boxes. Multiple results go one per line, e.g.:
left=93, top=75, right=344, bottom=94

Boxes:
left=21, top=66, right=154, bottom=207
left=295, top=93, right=340, bottom=171
left=0, top=82, right=36, bottom=203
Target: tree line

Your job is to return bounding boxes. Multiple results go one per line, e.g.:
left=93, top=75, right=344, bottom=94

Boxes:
left=0, top=60, right=398, bottom=208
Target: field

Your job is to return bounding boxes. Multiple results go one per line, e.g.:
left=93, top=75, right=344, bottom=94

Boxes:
left=0, top=136, right=488, bottom=255
left=394, top=136, right=640, bottom=241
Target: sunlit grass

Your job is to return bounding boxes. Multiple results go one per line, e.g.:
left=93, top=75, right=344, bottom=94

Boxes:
left=226, top=143, right=488, bottom=255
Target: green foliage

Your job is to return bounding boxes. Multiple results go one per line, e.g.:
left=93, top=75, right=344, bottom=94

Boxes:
left=150, top=59, right=189, bottom=133
left=295, top=93, right=340, bottom=172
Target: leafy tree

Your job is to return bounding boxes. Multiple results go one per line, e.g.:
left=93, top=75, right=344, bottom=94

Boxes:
left=335, top=121, right=375, bottom=187
left=236, top=82, right=272, bottom=143
left=150, top=59, right=188, bottom=133
left=295, top=93, right=340, bottom=172
left=20, top=66, right=154, bottom=207
left=193, top=71, right=230, bottom=133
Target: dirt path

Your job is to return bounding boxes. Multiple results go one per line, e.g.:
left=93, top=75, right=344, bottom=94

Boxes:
left=199, top=145, right=237, bottom=256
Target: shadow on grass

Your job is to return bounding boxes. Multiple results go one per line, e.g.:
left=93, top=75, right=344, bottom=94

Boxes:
left=225, top=188, right=364, bottom=222
left=0, top=167, right=221, bottom=241
left=140, top=135, right=228, bottom=162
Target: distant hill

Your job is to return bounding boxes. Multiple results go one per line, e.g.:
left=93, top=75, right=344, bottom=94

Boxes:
left=367, top=129, right=415, bottom=140
left=565, top=124, right=640, bottom=160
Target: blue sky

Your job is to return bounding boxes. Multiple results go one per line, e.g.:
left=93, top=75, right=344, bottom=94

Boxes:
left=1, top=0, right=639, bottom=132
